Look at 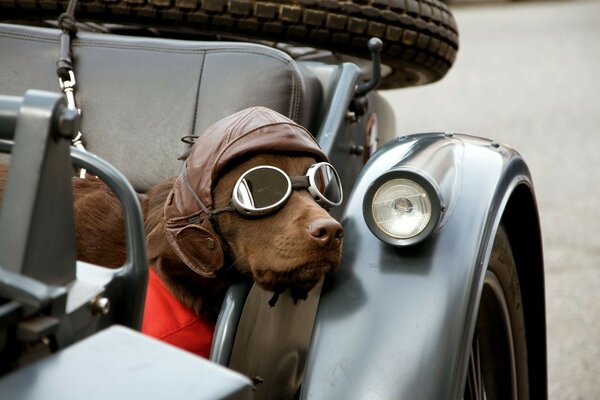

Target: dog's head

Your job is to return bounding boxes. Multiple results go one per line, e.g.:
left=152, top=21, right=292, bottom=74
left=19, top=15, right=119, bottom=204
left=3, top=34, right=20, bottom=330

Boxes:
left=161, top=107, right=343, bottom=297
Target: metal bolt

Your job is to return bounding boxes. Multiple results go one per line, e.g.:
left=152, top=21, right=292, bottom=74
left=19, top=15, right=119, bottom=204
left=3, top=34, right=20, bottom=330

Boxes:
left=444, top=132, right=454, bottom=138
left=491, top=141, right=501, bottom=149
left=92, top=296, right=110, bottom=316
left=350, top=144, right=364, bottom=156
left=346, top=111, right=357, bottom=123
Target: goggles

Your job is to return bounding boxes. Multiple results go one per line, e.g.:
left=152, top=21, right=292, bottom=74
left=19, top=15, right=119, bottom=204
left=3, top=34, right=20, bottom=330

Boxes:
left=183, top=162, right=343, bottom=218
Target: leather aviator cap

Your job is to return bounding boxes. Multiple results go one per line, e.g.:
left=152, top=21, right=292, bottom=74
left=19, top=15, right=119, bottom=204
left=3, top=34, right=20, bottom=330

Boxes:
left=163, top=107, right=329, bottom=278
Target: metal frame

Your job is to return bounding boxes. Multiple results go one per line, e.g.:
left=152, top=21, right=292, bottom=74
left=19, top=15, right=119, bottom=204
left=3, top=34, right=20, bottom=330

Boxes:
left=0, top=90, right=147, bottom=355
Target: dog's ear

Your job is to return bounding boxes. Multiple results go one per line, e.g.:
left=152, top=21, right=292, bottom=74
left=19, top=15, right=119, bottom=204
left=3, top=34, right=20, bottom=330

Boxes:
left=164, top=223, right=225, bottom=278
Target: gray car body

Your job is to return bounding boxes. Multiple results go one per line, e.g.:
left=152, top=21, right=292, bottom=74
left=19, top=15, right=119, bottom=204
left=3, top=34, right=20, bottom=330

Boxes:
left=302, top=132, right=546, bottom=398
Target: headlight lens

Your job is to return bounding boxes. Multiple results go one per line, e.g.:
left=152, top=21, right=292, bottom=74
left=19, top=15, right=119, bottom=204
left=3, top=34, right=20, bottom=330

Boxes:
left=371, top=179, right=432, bottom=239
left=364, top=170, right=443, bottom=246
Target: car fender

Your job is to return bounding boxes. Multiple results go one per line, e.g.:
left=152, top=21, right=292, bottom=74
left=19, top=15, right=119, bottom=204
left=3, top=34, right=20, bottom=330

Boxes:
left=301, top=132, right=545, bottom=399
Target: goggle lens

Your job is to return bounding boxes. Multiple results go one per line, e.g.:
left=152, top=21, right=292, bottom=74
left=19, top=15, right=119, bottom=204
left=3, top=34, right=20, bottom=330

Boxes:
left=234, top=167, right=291, bottom=212
left=311, top=163, right=342, bottom=206
left=232, top=163, right=342, bottom=216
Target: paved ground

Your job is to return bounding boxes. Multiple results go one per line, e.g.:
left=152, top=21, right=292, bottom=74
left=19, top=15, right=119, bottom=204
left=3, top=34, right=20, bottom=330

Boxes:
left=381, top=1, right=600, bottom=398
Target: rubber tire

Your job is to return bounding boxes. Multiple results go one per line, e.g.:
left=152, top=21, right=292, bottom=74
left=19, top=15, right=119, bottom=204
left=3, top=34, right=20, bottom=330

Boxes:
left=465, top=225, right=530, bottom=400
left=0, top=0, right=458, bottom=89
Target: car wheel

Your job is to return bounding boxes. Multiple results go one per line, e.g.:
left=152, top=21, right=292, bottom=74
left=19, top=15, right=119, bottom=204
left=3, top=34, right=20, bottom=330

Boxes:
left=0, top=0, right=458, bottom=89
left=464, top=225, right=530, bottom=400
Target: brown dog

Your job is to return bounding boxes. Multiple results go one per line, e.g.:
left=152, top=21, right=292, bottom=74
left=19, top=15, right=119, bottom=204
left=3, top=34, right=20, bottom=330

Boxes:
left=0, top=107, right=343, bottom=322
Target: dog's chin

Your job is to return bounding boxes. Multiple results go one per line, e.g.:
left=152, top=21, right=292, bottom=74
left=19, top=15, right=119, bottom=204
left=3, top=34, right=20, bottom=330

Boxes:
left=253, top=261, right=336, bottom=301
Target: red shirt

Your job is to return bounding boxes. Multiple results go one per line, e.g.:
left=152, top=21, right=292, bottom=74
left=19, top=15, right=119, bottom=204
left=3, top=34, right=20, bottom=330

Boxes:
left=142, top=268, right=215, bottom=358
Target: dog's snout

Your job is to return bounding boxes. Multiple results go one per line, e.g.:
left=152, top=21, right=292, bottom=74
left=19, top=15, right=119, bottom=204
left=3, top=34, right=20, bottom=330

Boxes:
left=307, top=218, right=343, bottom=249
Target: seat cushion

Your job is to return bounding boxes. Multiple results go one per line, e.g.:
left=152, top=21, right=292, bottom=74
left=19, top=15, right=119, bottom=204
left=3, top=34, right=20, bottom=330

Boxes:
left=0, top=23, right=321, bottom=190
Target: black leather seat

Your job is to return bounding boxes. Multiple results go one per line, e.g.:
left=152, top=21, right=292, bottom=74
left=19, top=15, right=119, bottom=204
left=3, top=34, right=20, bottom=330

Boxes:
left=0, top=23, right=322, bottom=190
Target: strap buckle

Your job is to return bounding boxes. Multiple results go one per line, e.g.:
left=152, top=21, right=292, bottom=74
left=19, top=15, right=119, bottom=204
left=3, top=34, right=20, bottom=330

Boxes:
left=59, top=69, right=87, bottom=177
left=58, top=70, right=78, bottom=111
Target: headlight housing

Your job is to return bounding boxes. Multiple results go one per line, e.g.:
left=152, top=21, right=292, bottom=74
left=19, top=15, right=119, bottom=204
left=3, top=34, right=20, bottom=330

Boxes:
left=363, top=169, right=443, bottom=246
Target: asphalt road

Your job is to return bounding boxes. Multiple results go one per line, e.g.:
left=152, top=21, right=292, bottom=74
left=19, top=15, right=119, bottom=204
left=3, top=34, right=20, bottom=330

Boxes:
left=381, top=1, right=600, bottom=398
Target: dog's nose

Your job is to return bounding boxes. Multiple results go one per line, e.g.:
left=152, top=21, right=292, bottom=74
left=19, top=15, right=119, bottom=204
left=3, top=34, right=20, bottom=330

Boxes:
left=308, top=218, right=343, bottom=249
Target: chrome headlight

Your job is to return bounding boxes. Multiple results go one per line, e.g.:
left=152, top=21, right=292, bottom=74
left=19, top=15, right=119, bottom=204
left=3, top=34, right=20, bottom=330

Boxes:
left=363, top=169, right=443, bottom=246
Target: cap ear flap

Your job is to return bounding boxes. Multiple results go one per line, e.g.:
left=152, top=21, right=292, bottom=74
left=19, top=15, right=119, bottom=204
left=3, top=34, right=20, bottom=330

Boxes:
left=165, top=224, right=225, bottom=278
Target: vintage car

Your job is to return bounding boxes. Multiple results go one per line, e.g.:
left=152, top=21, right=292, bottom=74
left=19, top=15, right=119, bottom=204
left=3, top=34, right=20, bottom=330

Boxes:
left=0, top=1, right=546, bottom=399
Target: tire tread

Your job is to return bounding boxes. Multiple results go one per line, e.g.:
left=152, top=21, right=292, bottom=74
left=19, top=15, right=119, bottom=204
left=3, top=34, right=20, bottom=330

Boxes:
left=0, top=0, right=459, bottom=88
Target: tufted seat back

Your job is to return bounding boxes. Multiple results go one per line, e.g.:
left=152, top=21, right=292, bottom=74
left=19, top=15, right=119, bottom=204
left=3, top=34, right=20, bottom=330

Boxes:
left=0, top=23, right=322, bottom=190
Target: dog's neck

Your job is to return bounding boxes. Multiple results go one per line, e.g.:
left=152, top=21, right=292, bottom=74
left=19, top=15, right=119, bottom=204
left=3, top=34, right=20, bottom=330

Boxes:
left=152, top=254, right=243, bottom=318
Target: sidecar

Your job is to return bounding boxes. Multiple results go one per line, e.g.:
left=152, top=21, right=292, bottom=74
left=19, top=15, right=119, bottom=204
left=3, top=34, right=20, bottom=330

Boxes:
left=0, top=1, right=546, bottom=398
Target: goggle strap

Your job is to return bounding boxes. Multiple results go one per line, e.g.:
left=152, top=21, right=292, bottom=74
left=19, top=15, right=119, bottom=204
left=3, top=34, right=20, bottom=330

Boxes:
left=212, top=204, right=235, bottom=215
left=181, top=163, right=213, bottom=217
left=290, top=175, right=310, bottom=189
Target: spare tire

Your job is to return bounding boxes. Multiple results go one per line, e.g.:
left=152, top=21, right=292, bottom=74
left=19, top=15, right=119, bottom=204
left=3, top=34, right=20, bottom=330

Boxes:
left=0, top=0, right=459, bottom=89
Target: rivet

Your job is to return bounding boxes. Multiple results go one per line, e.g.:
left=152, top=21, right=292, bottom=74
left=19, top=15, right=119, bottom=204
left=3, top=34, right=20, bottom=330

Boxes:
left=92, top=297, right=110, bottom=316
left=204, top=237, right=216, bottom=250
left=350, top=144, right=364, bottom=156
left=491, top=141, right=500, bottom=149
left=346, top=111, right=357, bottom=123
left=444, top=132, right=454, bottom=138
